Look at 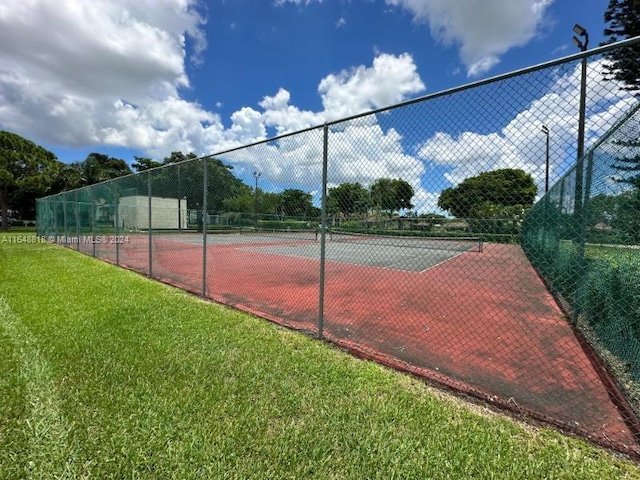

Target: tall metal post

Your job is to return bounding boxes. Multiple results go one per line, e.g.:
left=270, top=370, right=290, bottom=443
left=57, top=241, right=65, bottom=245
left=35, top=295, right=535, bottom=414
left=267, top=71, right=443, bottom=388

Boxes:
left=148, top=171, right=153, bottom=277
left=178, top=164, right=182, bottom=232
left=253, top=170, right=261, bottom=229
left=573, top=151, right=594, bottom=323
left=541, top=124, right=550, bottom=193
left=202, top=158, right=209, bottom=297
left=318, top=124, right=329, bottom=339
left=90, top=187, right=96, bottom=257
left=572, top=24, right=589, bottom=243
left=75, top=190, right=80, bottom=251
left=114, top=183, right=120, bottom=266
left=571, top=24, right=589, bottom=319
left=62, top=194, right=68, bottom=246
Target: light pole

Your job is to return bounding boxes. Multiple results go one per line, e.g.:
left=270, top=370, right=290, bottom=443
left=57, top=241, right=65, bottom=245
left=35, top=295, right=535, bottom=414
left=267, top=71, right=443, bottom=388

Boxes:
left=571, top=23, right=589, bottom=321
left=572, top=24, right=588, bottom=219
left=541, top=124, right=550, bottom=193
left=572, top=23, right=589, bottom=164
left=253, top=171, right=261, bottom=229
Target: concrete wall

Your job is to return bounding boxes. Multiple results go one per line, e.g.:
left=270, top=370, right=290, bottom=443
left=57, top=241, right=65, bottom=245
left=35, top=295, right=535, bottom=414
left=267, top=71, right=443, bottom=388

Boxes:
left=118, top=196, right=187, bottom=230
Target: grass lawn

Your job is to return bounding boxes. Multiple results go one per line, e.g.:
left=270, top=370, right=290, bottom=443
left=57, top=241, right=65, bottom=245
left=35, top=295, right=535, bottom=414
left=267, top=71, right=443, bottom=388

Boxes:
left=1, top=232, right=639, bottom=479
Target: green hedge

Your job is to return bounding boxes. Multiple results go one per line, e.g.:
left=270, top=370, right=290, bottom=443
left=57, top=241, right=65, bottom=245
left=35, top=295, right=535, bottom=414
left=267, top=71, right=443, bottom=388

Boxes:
left=578, top=253, right=640, bottom=380
left=525, top=230, right=640, bottom=382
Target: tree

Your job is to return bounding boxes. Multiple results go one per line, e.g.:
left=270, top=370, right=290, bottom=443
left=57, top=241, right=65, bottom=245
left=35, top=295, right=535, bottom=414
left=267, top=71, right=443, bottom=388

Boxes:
left=260, top=192, right=283, bottom=215
left=223, top=184, right=255, bottom=213
left=603, top=0, right=640, bottom=92
left=280, top=189, right=315, bottom=218
left=370, top=178, right=414, bottom=214
left=79, top=153, right=132, bottom=185
left=162, top=151, right=199, bottom=165
left=438, top=169, right=537, bottom=219
left=609, top=137, right=640, bottom=241
left=390, top=178, right=414, bottom=212
left=224, top=186, right=284, bottom=215
left=611, top=138, right=640, bottom=190
left=149, top=153, right=245, bottom=213
left=586, top=191, right=640, bottom=241
left=132, top=156, right=162, bottom=172
left=0, top=131, right=62, bottom=229
left=586, top=193, right=619, bottom=228
left=611, top=190, right=640, bottom=241
left=327, top=182, right=370, bottom=217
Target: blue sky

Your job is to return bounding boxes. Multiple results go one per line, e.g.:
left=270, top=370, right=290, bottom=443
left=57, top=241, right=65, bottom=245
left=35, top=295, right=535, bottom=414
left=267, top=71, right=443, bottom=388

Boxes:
left=0, top=0, right=633, bottom=212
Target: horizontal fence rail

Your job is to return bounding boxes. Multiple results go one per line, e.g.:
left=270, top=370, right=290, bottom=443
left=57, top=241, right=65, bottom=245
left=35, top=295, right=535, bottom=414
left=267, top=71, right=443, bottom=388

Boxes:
left=37, top=38, right=640, bottom=457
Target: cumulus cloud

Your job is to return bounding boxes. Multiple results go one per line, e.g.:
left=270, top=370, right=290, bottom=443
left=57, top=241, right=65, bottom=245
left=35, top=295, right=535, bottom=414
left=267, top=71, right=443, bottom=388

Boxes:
left=0, top=0, right=425, bottom=162
left=0, top=0, right=633, bottom=217
left=385, top=0, right=553, bottom=76
left=273, top=0, right=322, bottom=5
left=417, top=58, right=636, bottom=197
left=318, top=53, right=425, bottom=120
left=255, top=54, right=425, bottom=136
left=0, top=0, right=205, bottom=146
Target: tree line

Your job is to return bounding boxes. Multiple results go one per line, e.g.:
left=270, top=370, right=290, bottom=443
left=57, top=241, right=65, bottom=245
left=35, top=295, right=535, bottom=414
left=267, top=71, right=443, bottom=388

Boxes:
left=0, top=129, right=419, bottom=229
left=3, top=0, right=640, bottom=230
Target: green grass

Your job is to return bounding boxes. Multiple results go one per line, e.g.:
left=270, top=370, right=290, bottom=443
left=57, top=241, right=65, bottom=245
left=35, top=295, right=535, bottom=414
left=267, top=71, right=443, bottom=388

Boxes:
left=1, top=233, right=639, bottom=478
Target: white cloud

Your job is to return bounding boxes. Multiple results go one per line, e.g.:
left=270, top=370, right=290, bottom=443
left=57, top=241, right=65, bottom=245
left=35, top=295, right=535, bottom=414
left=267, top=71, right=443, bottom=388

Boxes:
left=417, top=58, right=636, bottom=197
left=385, top=0, right=553, bottom=76
left=318, top=53, right=426, bottom=120
left=255, top=53, right=425, bottom=136
left=0, top=0, right=205, bottom=145
left=1, top=0, right=633, bottom=218
left=219, top=121, right=428, bottom=212
left=259, top=88, right=323, bottom=134
left=0, top=0, right=426, bottom=164
left=273, top=0, right=322, bottom=5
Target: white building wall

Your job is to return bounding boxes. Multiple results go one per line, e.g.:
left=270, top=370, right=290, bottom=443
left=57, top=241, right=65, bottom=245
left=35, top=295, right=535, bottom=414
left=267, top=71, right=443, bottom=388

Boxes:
left=117, top=196, right=187, bottom=230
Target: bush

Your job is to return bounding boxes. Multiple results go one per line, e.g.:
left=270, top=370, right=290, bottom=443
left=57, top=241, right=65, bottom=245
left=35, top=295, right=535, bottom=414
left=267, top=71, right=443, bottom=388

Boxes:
left=578, top=254, right=640, bottom=380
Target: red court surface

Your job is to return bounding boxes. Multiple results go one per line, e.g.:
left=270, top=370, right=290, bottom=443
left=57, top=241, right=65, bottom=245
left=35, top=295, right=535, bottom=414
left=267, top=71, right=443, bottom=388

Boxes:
left=97, top=235, right=640, bottom=456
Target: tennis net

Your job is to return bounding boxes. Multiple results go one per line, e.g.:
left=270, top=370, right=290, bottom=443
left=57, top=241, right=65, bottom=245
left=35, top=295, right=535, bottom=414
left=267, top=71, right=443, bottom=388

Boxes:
left=328, top=230, right=483, bottom=252
left=208, top=226, right=319, bottom=242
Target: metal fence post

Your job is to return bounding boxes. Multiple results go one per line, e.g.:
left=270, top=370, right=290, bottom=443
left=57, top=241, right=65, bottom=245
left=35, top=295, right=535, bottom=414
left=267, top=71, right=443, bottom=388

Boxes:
left=318, top=124, right=329, bottom=339
left=202, top=157, right=209, bottom=297
left=572, top=52, right=588, bottom=254
left=75, top=190, right=80, bottom=250
left=114, top=183, right=120, bottom=266
left=62, top=194, right=68, bottom=246
left=90, top=187, right=96, bottom=257
left=53, top=195, right=58, bottom=244
left=573, top=151, right=594, bottom=323
left=178, top=163, right=182, bottom=233
left=148, top=171, right=153, bottom=277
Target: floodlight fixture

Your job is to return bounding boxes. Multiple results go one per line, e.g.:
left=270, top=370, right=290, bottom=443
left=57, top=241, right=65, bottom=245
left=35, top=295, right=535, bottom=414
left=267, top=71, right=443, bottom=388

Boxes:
left=572, top=23, right=589, bottom=51
left=573, top=23, right=587, bottom=37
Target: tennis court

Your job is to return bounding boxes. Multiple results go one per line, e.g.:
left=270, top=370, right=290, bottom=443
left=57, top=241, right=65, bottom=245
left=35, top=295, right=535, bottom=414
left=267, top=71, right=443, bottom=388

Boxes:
left=157, top=230, right=483, bottom=272
left=90, top=230, right=634, bottom=455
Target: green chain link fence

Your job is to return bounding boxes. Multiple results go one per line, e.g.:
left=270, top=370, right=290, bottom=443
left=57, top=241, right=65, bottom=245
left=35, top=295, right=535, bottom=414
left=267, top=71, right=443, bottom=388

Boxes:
left=523, top=101, right=640, bottom=411
left=37, top=38, right=640, bottom=456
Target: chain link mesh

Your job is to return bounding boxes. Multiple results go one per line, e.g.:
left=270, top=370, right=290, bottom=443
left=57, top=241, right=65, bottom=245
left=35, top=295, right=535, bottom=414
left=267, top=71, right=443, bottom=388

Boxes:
left=36, top=41, right=640, bottom=456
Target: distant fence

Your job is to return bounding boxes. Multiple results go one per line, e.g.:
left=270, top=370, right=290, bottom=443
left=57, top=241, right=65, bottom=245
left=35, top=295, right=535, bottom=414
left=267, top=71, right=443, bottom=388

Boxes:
left=523, top=100, right=640, bottom=414
left=37, top=38, right=640, bottom=456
